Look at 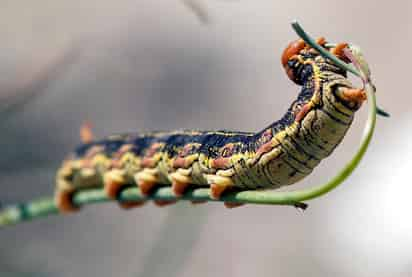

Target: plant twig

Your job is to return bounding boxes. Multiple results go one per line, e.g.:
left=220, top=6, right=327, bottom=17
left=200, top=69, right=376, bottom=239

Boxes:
left=0, top=20, right=378, bottom=229
left=291, top=21, right=388, bottom=117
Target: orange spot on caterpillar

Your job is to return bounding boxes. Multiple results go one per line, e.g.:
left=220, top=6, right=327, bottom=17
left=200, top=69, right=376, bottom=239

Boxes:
left=210, top=143, right=237, bottom=169
left=210, top=157, right=231, bottom=169
left=282, top=37, right=327, bottom=84
left=330, top=43, right=350, bottom=62
left=137, top=180, right=156, bottom=196
left=141, top=157, right=156, bottom=168
left=172, top=180, right=190, bottom=197
left=141, top=143, right=163, bottom=168
left=255, top=129, right=273, bottom=155
left=339, top=87, right=367, bottom=105
left=210, top=183, right=228, bottom=199
left=172, top=157, right=187, bottom=169
left=221, top=143, right=235, bottom=157
left=55, top=190, right=79, bottom=213
left=256, top=141, right=275, bottom=156
left=80, top=121, right=94, bottom=143
left=316, top=37, right=326, bottom=46
left=281, top=39, right=306, bottom=67
left=181, top=144, right=195, bottom=156
left=104, top=177, right=123, bottom=199
left=295, top=102, right=313, bottom=122
left=172, top=144, right=200, bottom=168
left=146, top=143, right=163, bottom=156
left=110, top=144, right=133, bottom=169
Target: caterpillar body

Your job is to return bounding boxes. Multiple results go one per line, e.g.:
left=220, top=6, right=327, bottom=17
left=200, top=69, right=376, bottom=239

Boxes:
left=55, top=38, right=366, bottom=212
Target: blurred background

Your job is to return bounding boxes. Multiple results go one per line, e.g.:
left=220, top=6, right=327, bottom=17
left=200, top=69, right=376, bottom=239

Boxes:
left=0, top=1, right=411, bottom=276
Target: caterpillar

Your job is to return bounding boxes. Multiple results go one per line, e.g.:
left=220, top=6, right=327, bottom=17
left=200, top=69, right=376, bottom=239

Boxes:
left=55, top=38, right=367, bottom=212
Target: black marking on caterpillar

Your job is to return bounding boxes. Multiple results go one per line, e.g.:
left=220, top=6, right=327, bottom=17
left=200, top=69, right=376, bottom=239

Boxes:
left=55, top=39, right=366, bottom=212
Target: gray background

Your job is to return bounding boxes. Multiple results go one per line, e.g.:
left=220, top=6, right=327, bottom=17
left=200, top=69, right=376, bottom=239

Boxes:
left=0, top=1, right=411, bottom=276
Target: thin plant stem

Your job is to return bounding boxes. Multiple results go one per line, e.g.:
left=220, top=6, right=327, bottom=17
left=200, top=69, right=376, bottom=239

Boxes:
left=291, top=21, right=388, bottom=117
left=0, top=20, right=378, bottom=228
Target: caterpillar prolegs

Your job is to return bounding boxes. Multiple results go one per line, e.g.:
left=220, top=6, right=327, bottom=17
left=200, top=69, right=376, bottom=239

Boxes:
left=55, top=38, right=367, bottom=212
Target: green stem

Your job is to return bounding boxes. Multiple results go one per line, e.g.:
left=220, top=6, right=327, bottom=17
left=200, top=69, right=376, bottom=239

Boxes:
left=291, top=21, right=360, bottom=76
left=0, top=21, right=377, bottom=229
left=291, top=21, right=388, bottom=118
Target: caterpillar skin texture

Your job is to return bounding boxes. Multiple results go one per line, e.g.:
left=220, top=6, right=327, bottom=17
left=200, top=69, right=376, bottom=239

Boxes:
left=55, top=39, right=366, bottom=212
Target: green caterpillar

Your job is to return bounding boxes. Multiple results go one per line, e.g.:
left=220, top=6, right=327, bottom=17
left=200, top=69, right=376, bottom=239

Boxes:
left=55, top=38, right=367, bottom=212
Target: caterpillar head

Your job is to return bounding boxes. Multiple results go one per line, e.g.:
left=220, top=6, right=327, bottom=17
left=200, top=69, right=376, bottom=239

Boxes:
left=281, top=38, right=348, bottom=85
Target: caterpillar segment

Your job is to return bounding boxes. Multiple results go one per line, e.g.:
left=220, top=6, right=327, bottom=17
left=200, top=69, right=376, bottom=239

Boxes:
left=55, top=38, right=366, bottom=212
